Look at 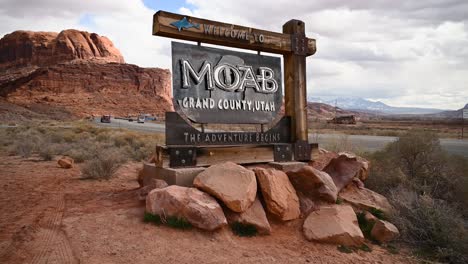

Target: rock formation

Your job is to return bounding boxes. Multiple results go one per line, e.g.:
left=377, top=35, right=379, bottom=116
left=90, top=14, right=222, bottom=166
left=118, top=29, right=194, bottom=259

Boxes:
left=371, top=219, right=400, bottom=243
left=254, top=168, right=301, bottom=221
left=303, top=205, right=364, bottom=246
left=339, top=184, right=393, bottom=215
left=193, top=162, right=257, bottom=213
left=0, top=30, right=172, bottom=119
left=287, top=165, right=338, bottom=203
left=0, top=30, right=124, bottom=70
left=224, top=196, right=271, bottom=235
left=146, top=185, right=227, bottom=231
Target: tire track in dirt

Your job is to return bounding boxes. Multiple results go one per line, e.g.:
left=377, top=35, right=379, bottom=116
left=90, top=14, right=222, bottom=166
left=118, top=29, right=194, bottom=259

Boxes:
left=29, top=193, right=77, bottom=264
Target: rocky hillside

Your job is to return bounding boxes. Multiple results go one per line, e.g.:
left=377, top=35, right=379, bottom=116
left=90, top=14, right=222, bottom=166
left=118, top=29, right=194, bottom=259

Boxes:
left=425, top=103, right=468, bottom=119
left=307, top=102, right=373, bottom=121
left=0, top=30, right=172, bottom=120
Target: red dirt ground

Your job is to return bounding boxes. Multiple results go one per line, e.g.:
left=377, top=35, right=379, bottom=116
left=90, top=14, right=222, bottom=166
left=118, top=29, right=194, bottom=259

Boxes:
left=0, top=155, right=416, bottom=263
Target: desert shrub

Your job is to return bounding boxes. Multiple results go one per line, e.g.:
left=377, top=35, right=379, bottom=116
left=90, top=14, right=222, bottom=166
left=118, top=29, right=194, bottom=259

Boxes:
left=2, top=121, right=163, bottom=162
left=366, top=130, right=468, bottom=263
left=80, top=148, right=126, bottom=180
left=9, top=128, right=43, bottom=157
left=143, top=212, right=162, bottom=224
left=367, top=130, right=468, bottom=207
left=143, top=213, right=192, bottom=229
left=0, top=129, right=13, bottom=151
left=231, top=222, right=257, bottom=237
left=38, top=145, right=55, bottom=161
left=165, top=216, right=192, bottom=230
left=65, top=148, right=92, bottom=163
left=356, top=212, right=375, bottom=239
left=365, top=150, right=406, bottom=196
left=337, top=244, right=372, bottom=253
left=337, top=245, right=353, bottom=254
left=11, top=138, right=36, bottom=157
left=388, top=187, right=468, bottom=263
left=369, top=208, right=385, bottom=220
left=335, top=198, right=343, bottom=204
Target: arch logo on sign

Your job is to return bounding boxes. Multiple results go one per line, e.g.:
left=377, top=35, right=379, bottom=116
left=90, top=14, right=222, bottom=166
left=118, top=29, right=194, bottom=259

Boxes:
left=172, top=41, right=282, bottom=124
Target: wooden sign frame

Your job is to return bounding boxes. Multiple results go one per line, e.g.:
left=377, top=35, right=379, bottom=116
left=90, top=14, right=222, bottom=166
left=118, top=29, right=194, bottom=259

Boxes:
left=153, top=11, right=317, bottom=166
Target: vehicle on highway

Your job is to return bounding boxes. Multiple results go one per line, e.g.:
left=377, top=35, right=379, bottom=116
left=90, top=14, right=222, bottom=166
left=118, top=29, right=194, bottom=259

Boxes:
left=137, top=116, right=145, bottom=123
left=100, top=115, right=111, bottom=123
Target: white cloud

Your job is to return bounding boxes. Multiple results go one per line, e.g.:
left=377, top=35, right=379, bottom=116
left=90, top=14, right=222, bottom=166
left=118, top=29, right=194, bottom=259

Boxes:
left=1, top=0, right=467, bottom=109
left=0, top=0, right=172, bottom=69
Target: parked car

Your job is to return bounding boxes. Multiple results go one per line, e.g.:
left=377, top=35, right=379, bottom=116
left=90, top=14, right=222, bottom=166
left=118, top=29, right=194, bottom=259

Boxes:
left=100, top=115, right=111, bottom=123
left=137, top=116, right=145, bottom=123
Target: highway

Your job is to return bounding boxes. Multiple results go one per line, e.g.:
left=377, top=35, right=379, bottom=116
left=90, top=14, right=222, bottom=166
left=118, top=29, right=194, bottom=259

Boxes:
left=94, top=117, right=165, bottom=133
left=94, top=118, right=468, bottom=157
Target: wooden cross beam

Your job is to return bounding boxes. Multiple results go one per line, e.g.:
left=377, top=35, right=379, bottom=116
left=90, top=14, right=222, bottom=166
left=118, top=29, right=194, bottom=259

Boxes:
left=153, top=11, right=316, bottom=142
left=153, top=11, right=316, bottom=56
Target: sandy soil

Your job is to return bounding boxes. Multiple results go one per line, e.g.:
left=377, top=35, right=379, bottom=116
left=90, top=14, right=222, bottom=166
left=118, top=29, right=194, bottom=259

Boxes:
left=0, top=155, right=416, bottom=264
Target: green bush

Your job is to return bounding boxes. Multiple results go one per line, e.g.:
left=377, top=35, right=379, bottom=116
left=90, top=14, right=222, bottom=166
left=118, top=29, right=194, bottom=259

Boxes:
left=143, top=212, right=162, bottom=224
left=356, top=212, right=375, bottom=239
left=143, top=213, right=192, bottom=230
left=165, top=216, right=192, bottom=230
left=337, top=245, right=353, bottom=254
left=231, top=222, right=257, bottom=237
left=369, top=208, right=385, bottom=220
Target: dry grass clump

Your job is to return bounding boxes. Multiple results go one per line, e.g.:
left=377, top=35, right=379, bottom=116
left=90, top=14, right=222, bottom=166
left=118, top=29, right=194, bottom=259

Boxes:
left=80, top=148, right=126, bottom=180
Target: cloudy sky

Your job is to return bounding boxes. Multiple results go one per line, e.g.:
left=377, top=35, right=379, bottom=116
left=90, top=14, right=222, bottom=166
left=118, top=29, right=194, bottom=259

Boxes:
left=1, top=0, right=467, bottom=110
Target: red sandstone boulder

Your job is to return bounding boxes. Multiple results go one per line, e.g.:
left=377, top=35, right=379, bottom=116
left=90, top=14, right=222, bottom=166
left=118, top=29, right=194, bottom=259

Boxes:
left=146, top=186, right=227, bottom=231
left=193, top=162, right=257, bottom=213
left=254, top=168, right=300, bottom=221
left=339, top=184, right=393, bottom=215
left=338, top=151, right=370, bottom=181
left=371, top=219, right=400, bottom=243
left=296, top=192, right=320, bottom=218
left=303, top=205, right=364, bottom=246
left=310, top=150, right=338, bottom=171
left=57, top=156, right=73, bottom=169
left=323, top=153, right=364, bottom=191
left=287, top=166, right=338, bottom=203
left=137, top=179, right=168, bottom=201
left=225, top=196, right=271, bottom=235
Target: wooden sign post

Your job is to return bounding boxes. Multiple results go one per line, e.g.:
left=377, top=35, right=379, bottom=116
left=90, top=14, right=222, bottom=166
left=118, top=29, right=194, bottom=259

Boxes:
left=152, top=11, right=317, bottom=167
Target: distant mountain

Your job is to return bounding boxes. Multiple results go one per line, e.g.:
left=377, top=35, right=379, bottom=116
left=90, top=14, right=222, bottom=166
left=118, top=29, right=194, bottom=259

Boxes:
left=427, top=104, right=468, bottom=119
left=309, top=97, right=447, bottom=115
left=306, top=102, right=374, bottom=121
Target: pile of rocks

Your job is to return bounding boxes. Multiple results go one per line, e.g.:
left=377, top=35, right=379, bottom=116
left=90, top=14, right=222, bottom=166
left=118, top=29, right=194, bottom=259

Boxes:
left=141, top=149, right=400, bottom=246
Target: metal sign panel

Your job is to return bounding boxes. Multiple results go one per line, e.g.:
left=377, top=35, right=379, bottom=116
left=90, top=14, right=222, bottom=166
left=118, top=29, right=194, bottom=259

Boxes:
left=463, top=109, right=468, bottom=119
left=172, top=41, right=282, bottom=124
left=165, top=112, right=291, bottom=146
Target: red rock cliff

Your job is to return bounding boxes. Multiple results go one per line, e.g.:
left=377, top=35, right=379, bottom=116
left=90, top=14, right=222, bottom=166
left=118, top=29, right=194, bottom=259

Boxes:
left=0, top=30, right=172, bottom=119
left=0, top=29, right=124, bottom=70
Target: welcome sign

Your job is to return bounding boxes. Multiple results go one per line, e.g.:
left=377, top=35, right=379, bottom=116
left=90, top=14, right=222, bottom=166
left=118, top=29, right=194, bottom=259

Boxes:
left=154, top=11, right=317, bottom=166
left=172, top=42, right=282, bottom=124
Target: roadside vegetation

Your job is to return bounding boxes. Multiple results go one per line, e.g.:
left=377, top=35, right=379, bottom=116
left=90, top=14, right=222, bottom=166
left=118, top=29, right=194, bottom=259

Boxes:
left=365, top=130, right=468, bottom=263
left=0, top=120, right=164, bottom=179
